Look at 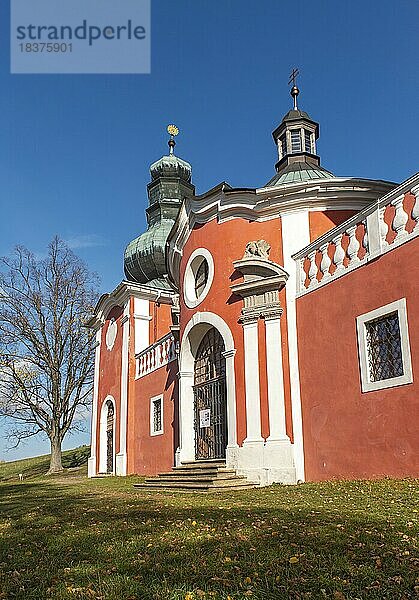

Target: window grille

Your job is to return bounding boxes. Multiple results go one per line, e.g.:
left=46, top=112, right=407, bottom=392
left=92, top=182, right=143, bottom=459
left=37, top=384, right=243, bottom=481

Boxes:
left=152, top=397, right=162, bottom=434
left=365, top=312, right=404, bottom=382
left=291, top=130, right=301, bottom=152
left=195, top=259, right=209, bottom=297
left=304, top=129, right=312, bottom=153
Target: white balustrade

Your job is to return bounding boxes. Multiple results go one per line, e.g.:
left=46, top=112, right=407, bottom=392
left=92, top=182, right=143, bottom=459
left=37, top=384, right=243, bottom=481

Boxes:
left=332, top=234, right=346, bottom=274
left=347, top=226, right=360, bottom=264
left=296, top=178, right=419, bottom=295
left=411, top=186, right=419, bottom=231
left=320, top=243, right=332, bottom=280
left=378, top=206, right=389, bottom=247
left=136, top=333, right=177, bottom=378
left=391, top=194, right=408, bottom=240
left=307, top=251, right=318, bottom=288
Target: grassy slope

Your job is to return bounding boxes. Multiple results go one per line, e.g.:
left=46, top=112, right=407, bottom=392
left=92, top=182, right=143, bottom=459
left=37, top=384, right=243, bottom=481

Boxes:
left=0, top=466, right=417, bottom=600
left=0, top=446, right=90, bottom=481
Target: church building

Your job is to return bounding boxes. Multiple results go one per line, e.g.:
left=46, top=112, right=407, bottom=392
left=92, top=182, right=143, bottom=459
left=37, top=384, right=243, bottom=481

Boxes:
left=87, top=82, right=419, bottom=487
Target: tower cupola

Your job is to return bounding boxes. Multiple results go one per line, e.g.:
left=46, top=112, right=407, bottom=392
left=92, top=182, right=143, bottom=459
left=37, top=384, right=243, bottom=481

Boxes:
left=124, top=126, right=195, bottom=288
left=266, top=69, right=333, bottom=187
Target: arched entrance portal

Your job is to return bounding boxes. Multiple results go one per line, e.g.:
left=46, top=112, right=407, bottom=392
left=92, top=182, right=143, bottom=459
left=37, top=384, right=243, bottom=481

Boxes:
left=106, top=400, right=115, bottom=474
left=193, top=328, right=227, bottom=460
left=99, top=396, right=115, bottom=474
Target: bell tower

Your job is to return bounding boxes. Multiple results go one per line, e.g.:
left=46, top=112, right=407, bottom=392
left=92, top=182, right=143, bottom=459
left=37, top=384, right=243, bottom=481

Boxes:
left=266, top=69, right=333, bottom=187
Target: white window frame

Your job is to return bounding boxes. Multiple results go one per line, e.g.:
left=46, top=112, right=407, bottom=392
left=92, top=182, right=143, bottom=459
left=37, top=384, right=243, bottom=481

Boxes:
left=150, top=394, right=164, bottom=436
left=356, top=298, right=413, bottom=392
left=183, top=247, right=215, bottom=309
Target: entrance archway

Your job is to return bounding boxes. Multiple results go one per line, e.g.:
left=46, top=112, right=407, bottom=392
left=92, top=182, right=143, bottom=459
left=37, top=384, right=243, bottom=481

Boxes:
left=193, top=328, right=227, bottom=460
left=178, top=312, right=238, bottom=466
left=99, top=396, right=115, bottom=474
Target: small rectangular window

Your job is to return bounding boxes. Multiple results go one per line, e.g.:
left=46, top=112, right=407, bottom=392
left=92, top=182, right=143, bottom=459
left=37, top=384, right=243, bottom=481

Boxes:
left=304, top=129, right=312, bottom=153
left=150, top=395, right=163, bottom=435
left=291, top=130, right=301, bottom=152
left=365, top=312, right=403, bottom=382
left=280, top=135, right=287, bottom=158
left=356, top=299, right=413, bottom=392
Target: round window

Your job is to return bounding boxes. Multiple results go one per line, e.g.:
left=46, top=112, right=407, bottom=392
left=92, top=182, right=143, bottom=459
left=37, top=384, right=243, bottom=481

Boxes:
left=184, top=248, right=214, bottom=308
left=105, top=317, right=118, bottom=350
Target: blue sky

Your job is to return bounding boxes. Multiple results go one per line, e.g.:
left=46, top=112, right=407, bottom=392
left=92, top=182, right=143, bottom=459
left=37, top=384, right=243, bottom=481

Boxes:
left=1, top=0, right=418, bottom=460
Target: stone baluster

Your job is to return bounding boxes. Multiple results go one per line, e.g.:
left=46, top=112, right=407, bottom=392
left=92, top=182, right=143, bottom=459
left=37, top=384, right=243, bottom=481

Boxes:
left=155, top=344, right=162, bottom=369
left=347, top=226, right=360, bottom=265
left=161, top=339, right=167, bottom=364
left=392, top=194, right=408, bottom=241
left=362, top=222, right=368, bottom=258
left=411, top=187, right=419, bottom=231
left=332, top=234, right=346, bottom=274
left=319, top=243, right=332, bottom=280
left=307, top=251, right=318, bottom=287
left=300, top=258, right=308, bottom=291
left=378, top=207, right=389, bottom=247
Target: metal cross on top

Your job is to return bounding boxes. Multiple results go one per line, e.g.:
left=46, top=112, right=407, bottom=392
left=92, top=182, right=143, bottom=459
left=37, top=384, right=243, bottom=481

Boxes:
left=288, top=67, right=300, bottom=109
left=288, top=67, right=300, bottom=87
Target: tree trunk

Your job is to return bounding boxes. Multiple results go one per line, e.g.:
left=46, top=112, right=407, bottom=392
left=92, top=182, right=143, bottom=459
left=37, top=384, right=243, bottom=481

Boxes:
left=47, top=436, right=64, bottom=474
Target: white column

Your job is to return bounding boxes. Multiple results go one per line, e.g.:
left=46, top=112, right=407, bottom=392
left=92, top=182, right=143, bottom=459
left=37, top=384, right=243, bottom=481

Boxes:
left=242, top=319, right=264, bottom=443
left=116, top=302, right=130, bottom=476
left=134, top=297, right=151, bottom=354
left=177, top=371, right=195, bottom=464
left=265, top=316, right=289, bottom=442
left=88, top=328, right=102, bottom=477
left=222, top=348, right=238, bottom=449
left=281, top=211, right=310, bottom=482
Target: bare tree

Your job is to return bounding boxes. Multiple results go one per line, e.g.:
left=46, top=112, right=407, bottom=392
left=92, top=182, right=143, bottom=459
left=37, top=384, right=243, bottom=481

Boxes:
left=0, top=238, right=99, bottom=473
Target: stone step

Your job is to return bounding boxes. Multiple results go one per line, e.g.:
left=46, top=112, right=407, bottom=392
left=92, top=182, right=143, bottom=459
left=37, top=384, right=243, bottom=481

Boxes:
left=135, top=480, right=255, bottom=492
left=174, top=460, right=226, bottom=470
left=134, top=459, right=255, bottom=493
left=145, top=474, right=246, bottom=485
left=161, top=468, right=236, bottom=477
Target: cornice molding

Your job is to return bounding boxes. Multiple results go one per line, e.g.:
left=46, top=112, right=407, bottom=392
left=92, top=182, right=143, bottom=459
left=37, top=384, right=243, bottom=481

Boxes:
left=86, top=280, right=176, bottom=329
left=166, top=176, right=396, bottom=287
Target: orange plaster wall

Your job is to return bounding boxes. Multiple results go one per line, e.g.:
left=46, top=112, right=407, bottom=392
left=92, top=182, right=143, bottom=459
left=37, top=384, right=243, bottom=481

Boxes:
left=127, top=362, right=177, bottom=476
left=297, top=238, right=419, bottom=481
left=96, top=305, right=123, bottom=472
left=149, top=301, right=173, bottom=344
left=309, top=210, right=357, bottom=243
left=179, top=217, right=287, bottom=445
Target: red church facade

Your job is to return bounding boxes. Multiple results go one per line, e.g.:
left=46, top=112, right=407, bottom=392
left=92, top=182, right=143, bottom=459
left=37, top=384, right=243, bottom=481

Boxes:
left=87, top=89, right=419, bottom=485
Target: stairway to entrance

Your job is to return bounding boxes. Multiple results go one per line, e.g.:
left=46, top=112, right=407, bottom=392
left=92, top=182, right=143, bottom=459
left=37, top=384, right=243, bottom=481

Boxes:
left=133, top=459, right=257, bottom=492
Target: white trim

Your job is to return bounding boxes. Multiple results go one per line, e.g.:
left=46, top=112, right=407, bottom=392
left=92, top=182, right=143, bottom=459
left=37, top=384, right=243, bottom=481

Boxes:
left=356, top=298, right=413, bottom=392
left=150, top=394, right=164, bottom=436
left=99, top=396, right=116, bottom=475
left=133, top=297, right=150, bottom=354
left=242, top=320, right=263, bottom=443
left=265, top=317, right=289, bottom=441
left=115, top=301, right=130, bottom=475
left=88, top=328, right=102, bottom=477
left=183, top=247, right=215, bottom=309
left=87, top=280, right=176, bottom=329
left=281, top=211, right=310, bottom=482
left=167, top=177, right=395, bottom=288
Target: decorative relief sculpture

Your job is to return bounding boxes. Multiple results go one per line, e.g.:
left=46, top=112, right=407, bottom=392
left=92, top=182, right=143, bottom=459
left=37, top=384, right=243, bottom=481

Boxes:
left=243, top=239, right=271, bottom=260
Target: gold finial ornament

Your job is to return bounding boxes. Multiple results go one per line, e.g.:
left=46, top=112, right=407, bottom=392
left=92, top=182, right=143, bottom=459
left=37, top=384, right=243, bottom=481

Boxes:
left=167, top=124, right=179, bottom=155
left=167, top=124, right=179, bottom=137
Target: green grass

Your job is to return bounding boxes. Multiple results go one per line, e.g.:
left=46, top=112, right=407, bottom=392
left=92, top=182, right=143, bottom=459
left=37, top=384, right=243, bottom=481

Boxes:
left=0, top=446, right=90, bottom=482
left=0, top=458, right=417, bottom=600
